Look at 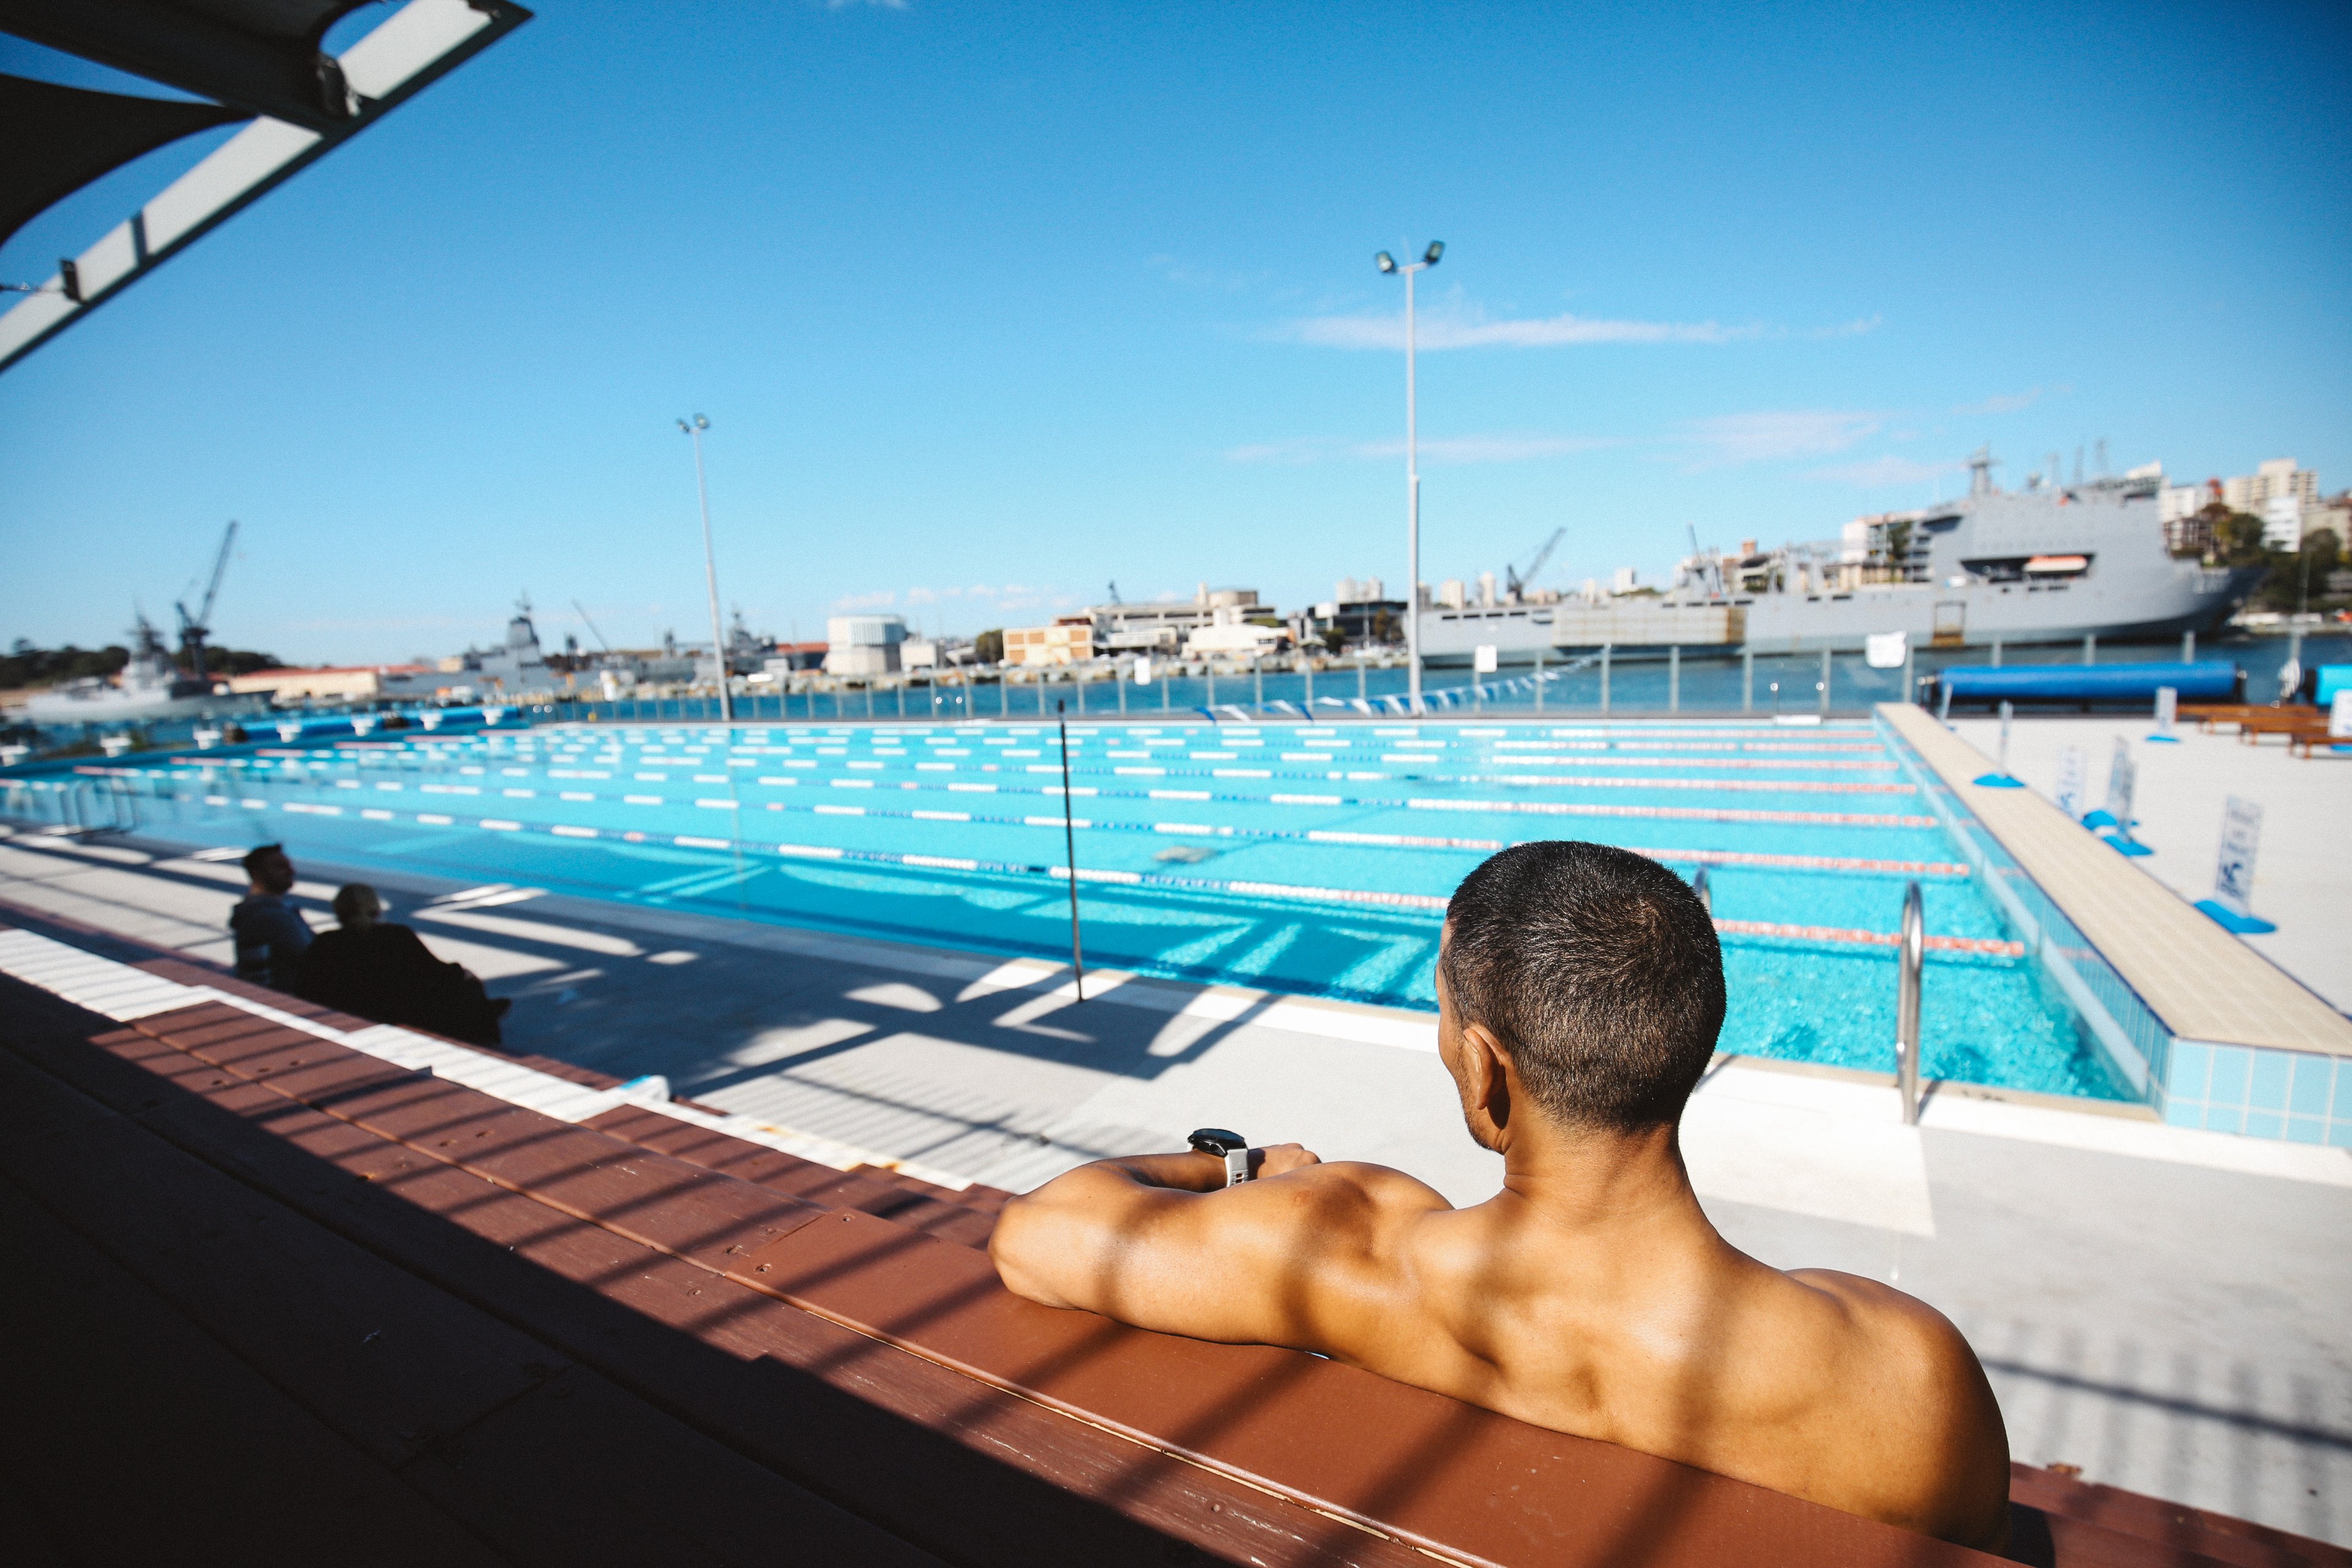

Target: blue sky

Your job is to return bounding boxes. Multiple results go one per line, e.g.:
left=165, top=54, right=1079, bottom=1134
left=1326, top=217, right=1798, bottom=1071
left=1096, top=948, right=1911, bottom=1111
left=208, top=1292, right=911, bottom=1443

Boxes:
left=3, top=0, right=2347, bottom=663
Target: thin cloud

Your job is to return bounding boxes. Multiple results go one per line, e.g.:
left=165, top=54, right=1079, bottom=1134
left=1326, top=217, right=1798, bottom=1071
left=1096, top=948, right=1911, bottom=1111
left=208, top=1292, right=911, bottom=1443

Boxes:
left=1681, top=409, right=1883, bottom=466
left=1804, top=455, right=1967, bottom=486
left=1954, top=387, right=2041, bottom=415
left=1226, top=432, right=1611, bottom=466
left=1284, top=306, right=1766, bottom=351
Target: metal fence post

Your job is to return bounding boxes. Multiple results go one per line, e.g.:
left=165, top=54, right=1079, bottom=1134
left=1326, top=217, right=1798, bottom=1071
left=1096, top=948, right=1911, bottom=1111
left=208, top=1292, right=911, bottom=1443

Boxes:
left=1668, top=645, right=1680, bottom=714
left=1819, top=648, right=1832, bottom=717
left=1600, top=644, right=1611, bottom=715
left=1896, top=880, right=1924, bottom=1125
left=1741, top=647, right=1752, bottom=712
left=1534, top=647, right=1545, bottom=713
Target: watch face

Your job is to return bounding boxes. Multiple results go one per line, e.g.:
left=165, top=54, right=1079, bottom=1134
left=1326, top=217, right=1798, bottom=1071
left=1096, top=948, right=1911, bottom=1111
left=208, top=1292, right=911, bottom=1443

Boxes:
left=1188, top=1127, right=1245, bottom=1156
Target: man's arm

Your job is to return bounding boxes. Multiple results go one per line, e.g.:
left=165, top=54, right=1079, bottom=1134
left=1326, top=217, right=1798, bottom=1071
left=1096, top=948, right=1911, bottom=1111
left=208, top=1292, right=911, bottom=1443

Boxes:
left=989, top=1144, right=1452, bottom=1356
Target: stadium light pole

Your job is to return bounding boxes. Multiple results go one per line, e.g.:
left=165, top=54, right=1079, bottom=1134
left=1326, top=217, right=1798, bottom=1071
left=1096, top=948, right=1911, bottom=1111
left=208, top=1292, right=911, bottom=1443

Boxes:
left=677, top=413, right=732, bottom=722
left=1376, top=241, right=1442, bottom=715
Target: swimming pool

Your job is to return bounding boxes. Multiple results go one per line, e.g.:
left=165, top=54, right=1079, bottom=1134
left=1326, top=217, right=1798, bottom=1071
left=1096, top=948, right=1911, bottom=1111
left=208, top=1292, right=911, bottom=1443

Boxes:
left=7, top=716, right=2128, bottom=1100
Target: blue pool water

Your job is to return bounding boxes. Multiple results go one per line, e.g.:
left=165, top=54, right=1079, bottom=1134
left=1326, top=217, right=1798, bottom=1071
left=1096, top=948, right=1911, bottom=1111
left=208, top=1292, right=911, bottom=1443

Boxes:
left=11, top=716, right=2129, bottom=1099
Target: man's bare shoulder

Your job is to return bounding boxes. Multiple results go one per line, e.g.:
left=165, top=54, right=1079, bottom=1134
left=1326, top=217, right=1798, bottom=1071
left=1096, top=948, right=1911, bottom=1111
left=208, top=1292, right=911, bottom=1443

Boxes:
left=1780, top=1268, right=2012, bottom=1545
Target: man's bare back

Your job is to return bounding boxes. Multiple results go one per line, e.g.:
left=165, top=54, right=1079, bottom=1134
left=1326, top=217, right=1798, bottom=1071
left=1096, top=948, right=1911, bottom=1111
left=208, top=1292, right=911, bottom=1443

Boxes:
left=991, top=843, right=2011, bottom=1550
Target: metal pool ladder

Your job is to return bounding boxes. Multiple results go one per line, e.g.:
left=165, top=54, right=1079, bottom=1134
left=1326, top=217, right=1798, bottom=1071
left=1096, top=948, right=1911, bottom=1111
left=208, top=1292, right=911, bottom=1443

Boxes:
left=1896, top=880, right=1923, bottom=1125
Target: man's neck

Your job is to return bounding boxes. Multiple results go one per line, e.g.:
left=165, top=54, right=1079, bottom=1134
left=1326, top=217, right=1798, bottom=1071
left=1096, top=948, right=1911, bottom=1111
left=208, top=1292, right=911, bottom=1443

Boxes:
left=1494, top=1119, right=1709, bottom=1237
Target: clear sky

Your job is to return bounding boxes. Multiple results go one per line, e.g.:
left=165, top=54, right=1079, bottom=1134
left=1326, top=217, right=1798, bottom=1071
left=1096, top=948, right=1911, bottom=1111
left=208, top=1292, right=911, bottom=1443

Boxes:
left=3, top=0, right=2347, bottom=664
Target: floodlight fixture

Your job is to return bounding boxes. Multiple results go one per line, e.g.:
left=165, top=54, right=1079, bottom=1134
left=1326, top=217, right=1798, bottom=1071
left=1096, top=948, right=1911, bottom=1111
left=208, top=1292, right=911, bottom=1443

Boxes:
left=1374, top=251, right=1396, bottom=273
left=1423, top=241, right=1444, bottom=266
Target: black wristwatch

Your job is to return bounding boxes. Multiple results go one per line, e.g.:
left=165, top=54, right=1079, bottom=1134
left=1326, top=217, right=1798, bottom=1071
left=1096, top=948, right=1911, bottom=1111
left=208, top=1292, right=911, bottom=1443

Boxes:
left=1188, top=1128, right=1251, bottom=1188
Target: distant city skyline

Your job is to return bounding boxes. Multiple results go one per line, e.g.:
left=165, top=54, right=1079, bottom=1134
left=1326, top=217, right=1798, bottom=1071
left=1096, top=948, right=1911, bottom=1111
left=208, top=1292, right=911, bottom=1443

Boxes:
left=4, top=1, right=2348, bottom=664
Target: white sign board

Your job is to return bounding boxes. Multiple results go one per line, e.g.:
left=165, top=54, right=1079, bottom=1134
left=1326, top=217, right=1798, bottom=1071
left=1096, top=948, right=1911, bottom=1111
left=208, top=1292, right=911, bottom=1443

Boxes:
left=1133, top=656, right=1153, bottom=687
left=1473, top=644, right=1499, bottom=674
left=2213, top=795, right=2262, bottom=918
left=2103, top=737, right=2137, bottom=838
left=2052, top=745, right=2086, bottom=820
left=2332, top=690, right=2351, bottom=739
left=2154, top=685, right=2177, bottom=735
left=1864, top=631, right=1907, bottom=669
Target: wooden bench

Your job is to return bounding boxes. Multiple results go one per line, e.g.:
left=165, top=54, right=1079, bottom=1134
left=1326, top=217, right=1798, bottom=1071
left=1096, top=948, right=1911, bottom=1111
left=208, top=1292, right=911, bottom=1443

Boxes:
left=5, top=908, right=2346, bottom=1567
left=2234, top=709, right=2330, bottom=744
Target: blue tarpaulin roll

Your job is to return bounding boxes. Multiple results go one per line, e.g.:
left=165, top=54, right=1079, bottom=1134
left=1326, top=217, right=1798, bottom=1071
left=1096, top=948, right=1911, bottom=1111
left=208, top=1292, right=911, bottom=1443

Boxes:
left=1937, top=660, right=2240, bottom=704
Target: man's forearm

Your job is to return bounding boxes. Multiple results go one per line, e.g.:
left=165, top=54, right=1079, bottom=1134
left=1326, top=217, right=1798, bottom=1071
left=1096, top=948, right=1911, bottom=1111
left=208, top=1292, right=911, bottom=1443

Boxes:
left=1099, top=1151, right=1227, bottom=1193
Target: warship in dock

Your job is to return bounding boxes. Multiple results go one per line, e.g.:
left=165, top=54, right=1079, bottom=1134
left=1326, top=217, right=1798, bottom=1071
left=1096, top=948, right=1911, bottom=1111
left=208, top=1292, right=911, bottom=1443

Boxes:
left=1419, top=449, right=2265, bottom=664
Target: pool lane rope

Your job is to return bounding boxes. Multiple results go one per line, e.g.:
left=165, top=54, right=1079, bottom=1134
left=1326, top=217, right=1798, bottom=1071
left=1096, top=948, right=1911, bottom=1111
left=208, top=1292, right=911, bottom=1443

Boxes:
left=148, top=795, right=2018, bottom=956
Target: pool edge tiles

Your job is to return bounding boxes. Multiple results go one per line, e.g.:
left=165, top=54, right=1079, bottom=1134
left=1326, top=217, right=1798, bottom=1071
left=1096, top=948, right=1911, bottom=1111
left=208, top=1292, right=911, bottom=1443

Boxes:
left=1878, top=702, right=2352, bottom=1147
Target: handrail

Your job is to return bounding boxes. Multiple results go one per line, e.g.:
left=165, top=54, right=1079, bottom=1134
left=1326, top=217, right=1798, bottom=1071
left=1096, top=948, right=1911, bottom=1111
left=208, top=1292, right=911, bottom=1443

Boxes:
left=1896, top=878, right=1923, bottom=1124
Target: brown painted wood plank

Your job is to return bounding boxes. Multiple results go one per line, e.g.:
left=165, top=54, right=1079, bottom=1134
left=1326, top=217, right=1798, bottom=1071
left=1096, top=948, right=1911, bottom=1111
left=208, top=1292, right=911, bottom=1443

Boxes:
left=735, top=1209, right=2015, bottom=1568
left=46, top=989, right=1434, bottom=1566
left=393, top=1363, right=952, bottom=1568
left=0, top=1049, right=566, bottom=1470
left=0, top=1173, right=511, bottom=1567
left=2011, top=1465, right=2349, bottom=1568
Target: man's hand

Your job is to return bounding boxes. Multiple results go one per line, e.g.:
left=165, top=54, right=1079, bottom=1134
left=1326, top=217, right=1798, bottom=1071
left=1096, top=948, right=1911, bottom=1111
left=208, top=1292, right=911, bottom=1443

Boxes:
left=1253, top=1142, right=1321, bottom=1178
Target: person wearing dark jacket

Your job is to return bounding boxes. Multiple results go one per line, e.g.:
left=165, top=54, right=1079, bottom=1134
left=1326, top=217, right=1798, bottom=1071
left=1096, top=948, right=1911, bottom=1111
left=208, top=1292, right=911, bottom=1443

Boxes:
left=228, top=843, right=311, bottom=990
left=298, top=883, right=511, bottom=1046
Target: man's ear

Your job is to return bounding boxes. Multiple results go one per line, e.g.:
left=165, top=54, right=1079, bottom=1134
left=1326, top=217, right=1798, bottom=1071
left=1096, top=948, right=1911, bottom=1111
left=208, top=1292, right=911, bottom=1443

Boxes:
left=1457, top=1022, right=1517, bottom=1150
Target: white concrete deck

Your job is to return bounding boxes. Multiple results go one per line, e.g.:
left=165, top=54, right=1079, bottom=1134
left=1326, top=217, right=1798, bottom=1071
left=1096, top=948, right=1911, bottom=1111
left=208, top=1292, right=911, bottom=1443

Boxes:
left=1944, top=709, right=2352, bottom=1014
left=2, top=822, right=2347, bottom=1544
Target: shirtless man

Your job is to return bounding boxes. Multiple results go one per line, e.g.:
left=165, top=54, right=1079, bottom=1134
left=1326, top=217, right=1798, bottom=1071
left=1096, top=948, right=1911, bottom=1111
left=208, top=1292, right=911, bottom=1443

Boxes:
left=990, top=840, right=2011, bottom=1549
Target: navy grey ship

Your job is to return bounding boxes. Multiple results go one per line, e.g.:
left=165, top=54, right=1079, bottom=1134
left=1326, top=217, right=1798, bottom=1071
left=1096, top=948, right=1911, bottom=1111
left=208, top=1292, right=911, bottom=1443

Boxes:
left=22, top=613, right=263, bottom=725
left=1420, top=450, right=2264, bottom=663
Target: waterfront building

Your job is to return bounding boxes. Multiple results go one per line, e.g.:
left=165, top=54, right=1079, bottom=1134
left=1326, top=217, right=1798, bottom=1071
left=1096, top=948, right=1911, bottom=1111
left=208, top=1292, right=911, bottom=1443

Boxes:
left=825, top=615, right=905, bottom=676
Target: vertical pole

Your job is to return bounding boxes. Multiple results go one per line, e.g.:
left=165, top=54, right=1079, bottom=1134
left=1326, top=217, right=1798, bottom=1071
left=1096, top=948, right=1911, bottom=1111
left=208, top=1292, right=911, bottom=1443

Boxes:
left=1000, top=676, right=1009, bottom=717
left=1305, top=660, right=1314, bottom=712
left=1990, top=638, right=2002, bottom=668
left=2084, top=633, right=2096, bottom=666
left=1207, top=669, right=1216, bottom=710
left=687, top=421, right=732, bottom=723
left=1742, top=647, right=1753, bottom=712
left=1819, top=647, right=1832, bottom=717
left=1668, top=645, right=1680, bottom=714
left=1902, top=641, right=1915, bottom=707
left=1896, top=880, right=1923, bottom=1125
left=2182, top=630, right=2195, bottom=663
left=1076, top=672, right=1085, bottom=715
left=1534, top=647, right=1545, bottom=713
left=1253, top=656, right=1263, bottom=715
left=1057, top=703, right=1085, bottom=1002
left=1405, top=262, right=1423, bottom=717
left=1119, top=665, right=1128, bottom=714
left=1161, top=668, right=1170, bottom=711
left=1600, top=644, right=1611, bottom=715
left=1358, top=655, right=1367, bottom=703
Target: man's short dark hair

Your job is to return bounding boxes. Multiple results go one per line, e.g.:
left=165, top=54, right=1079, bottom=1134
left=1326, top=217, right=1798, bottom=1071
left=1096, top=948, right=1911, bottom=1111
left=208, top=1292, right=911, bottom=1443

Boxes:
left=1441, top=840, right=1725, bottom=1130
left=240, top=843, right=287, bottom=877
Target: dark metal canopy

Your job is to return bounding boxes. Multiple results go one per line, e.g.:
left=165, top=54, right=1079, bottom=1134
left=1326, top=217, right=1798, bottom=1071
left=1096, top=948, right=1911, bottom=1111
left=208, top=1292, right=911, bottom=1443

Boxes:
left=0, top=0, right=530, bottom=372
left=0, top=72, right=247, bottom=249
left=0, top=0, right=376, bottom=132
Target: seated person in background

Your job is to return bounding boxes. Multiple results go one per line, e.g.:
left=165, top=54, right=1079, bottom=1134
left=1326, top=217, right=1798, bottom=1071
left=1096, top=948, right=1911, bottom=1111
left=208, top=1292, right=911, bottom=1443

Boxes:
left=991, top=840, right=2011, bottom=1549
left=227, top=843, right=311, bottom=990
left=298, top=883, right=511, bottom=1046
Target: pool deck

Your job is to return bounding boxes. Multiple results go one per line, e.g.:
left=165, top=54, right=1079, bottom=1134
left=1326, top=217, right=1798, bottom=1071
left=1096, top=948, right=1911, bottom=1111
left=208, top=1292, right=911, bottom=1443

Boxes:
left=1881, top=703, right=2352, bottom=1058
left=2, top=818, right=2350, bottom=1545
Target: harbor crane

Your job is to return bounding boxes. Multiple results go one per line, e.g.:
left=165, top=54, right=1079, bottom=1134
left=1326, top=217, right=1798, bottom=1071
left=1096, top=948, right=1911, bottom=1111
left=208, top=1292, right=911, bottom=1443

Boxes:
left=1504, top=527, right=1565, bottom=599
left=571, top=599, right=614, bottom=653
left=174, top=520, right=237, bottom=681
